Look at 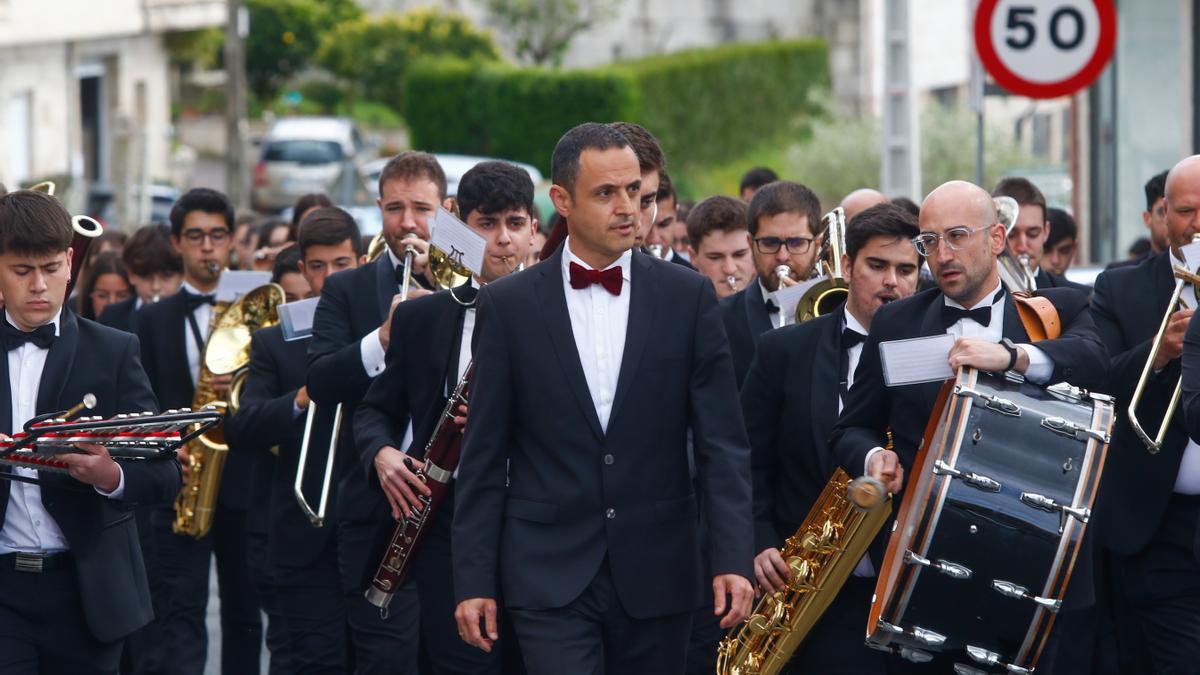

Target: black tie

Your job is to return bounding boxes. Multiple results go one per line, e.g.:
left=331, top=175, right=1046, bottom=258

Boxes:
left=182, top=290, right=216, bottom=312
left=1, top=323, right=55, bottom=351
left=765, top=299, right=780, bottom=315
left=941, top=289, right=1005, bottom=329
left=839, top=327, right=866, bottom=403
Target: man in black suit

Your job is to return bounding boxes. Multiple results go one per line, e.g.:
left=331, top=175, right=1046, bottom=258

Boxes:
left=992, top=177, right=1089, bottom=292
left=228, top=209, right=362, bottom=674
left=307, top=151, right=445, bottom=672
left=134, top=188, right=261, bottom=675
left=686, top=196, right=755, bottom=301
left=646, top=172, right=695, bottom=270
left=452, top=123, right=754, bottom=674
left=0, top=189, right=179, bottom=674
left=1107, top=170, right=1170, bottom=272
left=743, top=203, right=920, bottom=673
left=611, top=123, right=665, bottom=255
left=98, top=224, right=182, bottom=334
left=1111, top=155, right=1200, bottom=672
left=355, top=161, right=537, bottom=673
left=720, top=181, right=822, bottom=386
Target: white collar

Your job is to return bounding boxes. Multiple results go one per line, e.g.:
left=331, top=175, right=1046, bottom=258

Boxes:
left=562, top=237, right=633, bottom=283
left=180, top=280, right=213, bottom=297
left=843, top=308, right=868, bottom=337
left=945, top=280, right=1004, bottom=311
left=759, top=280, right=775, bottom=307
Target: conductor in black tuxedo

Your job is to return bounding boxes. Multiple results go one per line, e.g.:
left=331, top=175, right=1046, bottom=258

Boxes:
left=452, top=123, right=755, bottom=674
left=98, top=224, right=183, bottom=334
left=355, top=161, right=537, bottom=673
left=720, top=181, right=822, bottom=387
left=134, top=188, right=262, bottom=675
left=306, top=151, right=445, bottom=671
left=0, top=189, right=178, bottom=674
left=1115, top=154, right=1200, bottom=672
left=743, top=202, right=920, bottom=673
left=991, top=177, right=1089, bottom=292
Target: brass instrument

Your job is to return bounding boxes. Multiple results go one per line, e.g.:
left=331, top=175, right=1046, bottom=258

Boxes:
left=173, top=282, right=286, bottom=537
left=727, top=275, right=740, bottom=292
left=1128, top=237, right=1200, bottom=453
left=366, top=232, right=388, bottom=262
left=774, top=264, right=792, bottom=327
left=994, top=196, right=1036, bottom=294
left=794, top=207, right=850, bottom=323
left=29, top=181, right=56, bottom=195
left=717, top=468, right=892, bottom=675
left=647, top=243, right=667, bottom=259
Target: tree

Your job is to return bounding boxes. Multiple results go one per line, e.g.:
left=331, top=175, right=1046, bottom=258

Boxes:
left=479, top=0, right=621, bottom=66
left=244, top=0, right=362, bottom=103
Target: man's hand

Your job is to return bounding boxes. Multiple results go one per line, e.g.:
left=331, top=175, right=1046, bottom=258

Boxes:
left=1153, top=308, right=1194, bottom=370
left=373, top=446, right=431, bottom=520
left=55, top=443, right=121, bottom=492
left=210, top=373, right=234, bottom=397
left=713, top=573, right=754, bottom=629
left=452, top=402, right=468, bottom=430
left=753, top=548, right=790, bottom=594
left=868, top=448, right=904, bottom=494
left=400, top=236, right=431, bottom=276
left=778, top=275, right=798, bottom=289
left=948, top=336, right=1027, bottom=373
left=455, top=598, right=498, bottom=652
left=294, top=386, right=310, bottom=410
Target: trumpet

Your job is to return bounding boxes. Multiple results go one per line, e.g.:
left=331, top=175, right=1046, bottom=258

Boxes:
left=1128, top=240, right=1200, bottom=453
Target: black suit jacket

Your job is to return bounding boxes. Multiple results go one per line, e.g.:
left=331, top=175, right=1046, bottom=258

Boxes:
left=452, top=246, right=753, bottom=619
left=135, top=290, right=252, bottom=510
left=719, top=282, right=774, bottom=388
left=1094, top=252, right=1191, bottom=555
left=98, top=296, right=139, bottom=333
left=667, top=249, right=697, bottom=271
left=741, top=309, right=845, bottom=553
left=0, top=309, right=177, bottom=642
left=1036, top=268, right=1090, bottom=293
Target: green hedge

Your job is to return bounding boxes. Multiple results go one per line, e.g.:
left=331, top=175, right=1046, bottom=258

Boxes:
left=404, top=40, right=829, bottom=176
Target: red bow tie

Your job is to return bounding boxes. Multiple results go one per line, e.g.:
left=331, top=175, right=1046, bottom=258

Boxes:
left=569, top=262, right=623, bottom=296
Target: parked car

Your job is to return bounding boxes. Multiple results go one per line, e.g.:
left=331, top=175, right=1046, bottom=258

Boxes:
left=360, top=153, right=544, bottom=200
left=87, top=182, right=181, bottom=229
left=252, top=116, right=367, bottom=213
left=280, top=159, right=383, bottom=236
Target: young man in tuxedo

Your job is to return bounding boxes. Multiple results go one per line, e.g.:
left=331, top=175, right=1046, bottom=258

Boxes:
left=1111, top=155, right=1200, bottom=672
left=452, top=122, right=754, bottom=674
left=0, top=189, right=179, bottom=674
left=742, top=202, right=920, bottom=673
left=992, top=177, right=1088, bottom=292
left=687, top=196, right=755, bottom=300
left=354, top=160, right=537, bottom=673
left=134, top=188, right=262, bottom=675
left=98, top=224, right=183, bottom=334
left=228, top=208, right=361, bottom=674
left=610, top=122, right=667, bottom=256
left=720, top=181, right=823, bottom=387
left=646, top=173, right=695, bottom=270
left=306, top=151, right=445, bottom=671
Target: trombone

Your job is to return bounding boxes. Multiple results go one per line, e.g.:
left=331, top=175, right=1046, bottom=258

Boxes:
left=994, top=196, right=1036, bottom=295
left=794, top=207, right=850, bottom=323
left=774, top=264, right=793, bottom=327
left=1128, top=243, right=1200, bottom=453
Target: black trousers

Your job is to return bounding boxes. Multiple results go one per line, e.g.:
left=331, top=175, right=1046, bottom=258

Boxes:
left=120, top=506, right=162, bottom=674
left=148, top=503, right=263, bottom=675
left=339, top=519, right=420, bottom=674
left=785, top=575, right=887, bottom=674
left=507, top=557, right=693, bottom=675
left=0, top=555, right=122, bottom=675
left=268, top=541, right=348, bottom=675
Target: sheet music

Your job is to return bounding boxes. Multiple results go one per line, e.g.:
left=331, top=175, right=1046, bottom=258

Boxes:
left=430, top=207, right=486, bottom=277
left=214, top=271, right=272, bottom=302
left=278, top=297, right=319, bottom=341
left=879, top=334, right=956, bottom=387
left=775, top=275, right=822, bottom=319
left=1181, top=240, right=1200, bottom=271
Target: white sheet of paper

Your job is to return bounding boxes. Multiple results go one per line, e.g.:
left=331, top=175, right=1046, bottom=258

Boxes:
left=214, top=271, right=272, bottom=303
left=430, top=207, right=486, bottom=277
left=1181, top=241, right=1200, bottom=270
left=775, top=276, right=823, bottom=319
left=879, top=334, right=957, bottom=386
left=278, top=297, right=319, bottom=341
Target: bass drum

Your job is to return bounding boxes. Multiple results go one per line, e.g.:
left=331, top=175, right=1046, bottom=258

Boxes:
left=866, top=367, right=1113, bottom=673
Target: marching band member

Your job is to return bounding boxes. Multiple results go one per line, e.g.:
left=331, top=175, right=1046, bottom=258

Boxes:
left=686, top=196, right=755, bottom=300
left=306, top=152, right=444, bottom=671
left=840, top=188, right=888, bottom=222
left=355, top=160, right=537, bottom=673
left=739, top=167, right=778, bottom=203
left=610, top=122, right=665, bottom=254
left=0, top=189, right=177, bottom=674
left=452, top=123, right=754, bottom=674
left=719, top=181, right=823, bottom=386
left=992, top=177, right=1088, bottom=291
left=98, top=223, right=183, bottom=334
left=646, top=173, right=695, bottom=270
left=742, top=202, right=920, bottom=673
left=134, top=188, right=262, bottom=675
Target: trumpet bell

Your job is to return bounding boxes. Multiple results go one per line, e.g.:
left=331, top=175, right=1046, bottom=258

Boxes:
left=429, top=247, right=473, bottom=289
left=204, top=284, right=287, bottom=376
left=794, top=279, right=849, bottom=324
left=366, top=233, right=388, bottom=262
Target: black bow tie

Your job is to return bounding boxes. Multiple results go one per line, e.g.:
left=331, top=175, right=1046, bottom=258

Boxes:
left=182, top=290, right=216, bottom=311
left=765, top=299, right=780, bottom=314
left=1, top=322, right=55, bottom=351
left=941, top=288, right=1005, bottom=329
left=841, top=327, right=865, bottom=349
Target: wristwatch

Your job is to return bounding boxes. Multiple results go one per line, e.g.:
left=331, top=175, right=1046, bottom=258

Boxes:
left=1000, top=338, right=1019, bottom=372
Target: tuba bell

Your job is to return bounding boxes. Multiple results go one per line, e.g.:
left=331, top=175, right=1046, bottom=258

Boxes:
left=994, top=196, right=1036, bottom=295
left=794, top=207, right=850, bottom=323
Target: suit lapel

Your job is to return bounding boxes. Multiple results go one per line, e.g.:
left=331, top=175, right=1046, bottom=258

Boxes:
left=609, top=252, right=653, bottom=427
left=165, top=293, right=192, bottom=392
left=917, top=293, right=951, bottom=407
left=374, top=257, right=395, bottom=322
left=810, top=312, right=840, bottom=455
left=535, top=248, right=603, bottom=439
left=437, top=290, right=466, bottom=395
left=36, top=309, right=79, bottom=420
left=1153, top=252, right=1175, bottom=318
left=744, top=284, right=773, bottom=335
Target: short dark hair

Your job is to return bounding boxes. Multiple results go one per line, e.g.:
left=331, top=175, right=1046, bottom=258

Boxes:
left=298, top=206, right=363, bottom=258
left=291, top=193, right=334, bottom=233
left=687, top=196, right=748, bottom=250
left=457, top=161, right=534, bottom=221
left=257, top=217, right=292, bottom=247
left=0, top=190, right=74, bottom=255
left=657, top=172, right=676, bottom=205
left=169, top=188, right=234, bottom=237
left=739, top=167, right=779, bottom=194
left=891, top=196, right=920, bottom=218
left=1045, top=207, right=1077, bottom=249
left=271, top=244, right=303, bottom=283
left=845, top=203, right=919, bottom=261
left=123, top=224, right=183, bottom=277
left=1129, top=237, right=1152, bottom=257
left=747, top=181, right=821, bottom=237
left=551, top=123, right=632, bottom=195
left=992, top=177, right=1046, bottom=221
left=377, top=151, right=447, bottom=200
left=1145, top=170, right=1168, bottom=211
left=608, top=122, right=665, bottom=177
left=78, top=250, right=129, bottom=320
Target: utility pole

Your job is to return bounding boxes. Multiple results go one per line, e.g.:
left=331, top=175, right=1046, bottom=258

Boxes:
left=880, top=0, right=920, bottom=199
left=224, top=0, right=249, bottom=208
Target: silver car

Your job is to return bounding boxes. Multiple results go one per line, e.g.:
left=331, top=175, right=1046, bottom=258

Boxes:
left=252, top=117, right=366, bottom=213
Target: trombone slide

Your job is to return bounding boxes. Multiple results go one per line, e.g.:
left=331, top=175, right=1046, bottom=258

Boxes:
left=294, top=401, right=343, bottom=527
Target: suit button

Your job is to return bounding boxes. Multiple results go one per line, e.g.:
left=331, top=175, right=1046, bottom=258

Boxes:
left=606, top=508, right=615, bottom=519
left=604, top=454, right=614, bottom=465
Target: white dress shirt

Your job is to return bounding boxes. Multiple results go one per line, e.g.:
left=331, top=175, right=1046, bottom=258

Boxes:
left=761, top=282, right=783, bottom=330
left=0, top=311, right=125, bottom=555
left=181, top=281, right=215, bottom=387
left=839, top=311, right=868, bottom=414
left=1169, top=250, right=1200, bottom=493
left=562, top=238, right=632, bottom=432
left=361, top=247, right=406, bottom=378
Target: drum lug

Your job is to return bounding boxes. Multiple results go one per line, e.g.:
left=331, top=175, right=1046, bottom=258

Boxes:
left=900, top=647, right=935, bottom=663
left=956, top=385, right=1022, bottom=417
left=1020, top=491, right=1091, bottom=532
left=992, top=579, right=1062, bottom=613
left=1040, top=415, right=1111, bottom=443
left=875, top=619, right=947, bottom=648
left=933, top=459, right=1002, bottom=492
left=963, top=646, right=1034, bottom=674
left=905, top=549, right=973, bottom=579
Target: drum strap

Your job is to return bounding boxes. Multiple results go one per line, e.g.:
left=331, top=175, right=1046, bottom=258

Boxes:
left=1012, top=293, right=1061, bottom=341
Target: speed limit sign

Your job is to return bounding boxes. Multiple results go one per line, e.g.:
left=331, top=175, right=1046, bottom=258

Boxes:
left=974, top=0, right=1117, bottom=99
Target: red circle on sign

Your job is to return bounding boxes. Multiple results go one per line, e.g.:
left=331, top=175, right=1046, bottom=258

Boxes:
left=974, top=0, right=1117, bottom=99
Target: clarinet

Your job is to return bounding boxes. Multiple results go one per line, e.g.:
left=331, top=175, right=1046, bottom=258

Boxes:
left=364, top=364, right=473, bottom=616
